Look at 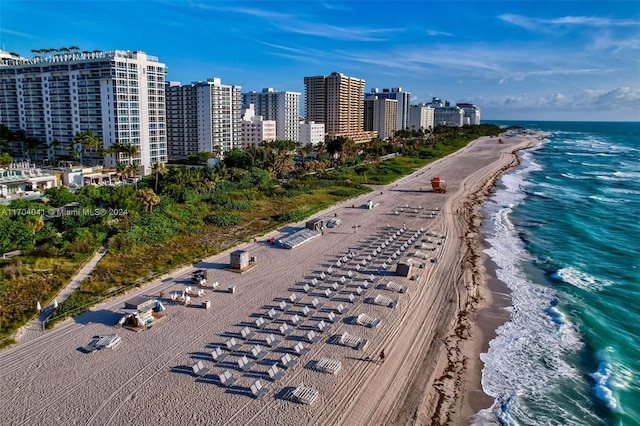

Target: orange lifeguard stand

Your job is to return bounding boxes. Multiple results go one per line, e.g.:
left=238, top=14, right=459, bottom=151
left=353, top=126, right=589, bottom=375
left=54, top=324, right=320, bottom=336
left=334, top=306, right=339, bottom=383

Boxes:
left=431, top=176, right=447, bottom=193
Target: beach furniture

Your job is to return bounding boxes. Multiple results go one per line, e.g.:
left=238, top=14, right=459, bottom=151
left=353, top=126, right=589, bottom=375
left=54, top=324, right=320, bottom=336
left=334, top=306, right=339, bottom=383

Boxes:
left=336, top=303, right=348, bottom=314
left=289, top=293, right=300, bottom=304
left=237, top=355, right=256, bottom=371
left=266, top=308, right=281, bottom=320
left=333, top=282, right=340, bottom=290
left=191, top=360, right=211, bottom=377
left=240, top=326, right=256, bottom=340
left=280, top=354, right=298, bottom=369
left=217, top=370, right=237, bottom=388
left=314, top=357, right=342, bottom=374
left=250, top=345, right=267, bottom=360
left=311, top=278, right=318, bottom=286
left=310, top=298, right=324, bottom=309
left=264, top=333, right=281, bottom=348
left=267, top=364, right=285, bottom=381
left=250, top=380, right=270, bottom=399
left=305, top=330, right=321, bottom=343
left=347, top=293, right=358, bottom=303
left=373, top=294, right=398, bottom=308
left=300, top=306, right=312, bottom=317
left=326, top=312, right=339, bottom=323
left=319, top=272, right=326, bottom=280
left=279, top=323, right=293, bottom=336
left=323, top=289, right=332, bottom=298
left=290, top=383, right=319, bottom=405
left=254, top=317, right=267, bottom=329
left=292, top=342, right=310, bottom=356
left=338, top=332, right=368, bottom=350
left=278, top=301, right=290, bottom=312
left=290, top=314, right=301, bottom=326
left=316, top=320, right=328, bottom=333
left=225, top=337, right=242, bottom=352
left=356, top=313, right=381, bottom=328
left=211, top=347, right=229, bottom=363
left=302, top=284, right=311, bottom=293
left=386, top=281, right=407, bottom=293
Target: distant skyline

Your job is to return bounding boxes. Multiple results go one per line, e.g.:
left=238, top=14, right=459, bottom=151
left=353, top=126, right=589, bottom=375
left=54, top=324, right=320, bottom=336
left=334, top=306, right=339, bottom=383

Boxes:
left=1, top=1, right=639, bottom=121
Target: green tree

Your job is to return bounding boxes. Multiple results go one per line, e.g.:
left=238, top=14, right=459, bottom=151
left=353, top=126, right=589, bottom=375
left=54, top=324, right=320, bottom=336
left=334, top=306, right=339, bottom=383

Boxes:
left=137, top=188, right=160, bottom=213
left=151, top=161, right=167, bottom=193
left=0, top=152, right=13, bottom=167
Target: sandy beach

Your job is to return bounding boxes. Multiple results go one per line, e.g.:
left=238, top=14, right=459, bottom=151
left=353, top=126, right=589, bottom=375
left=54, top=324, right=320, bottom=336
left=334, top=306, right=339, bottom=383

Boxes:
left=0, top=132, right=542, bottom=426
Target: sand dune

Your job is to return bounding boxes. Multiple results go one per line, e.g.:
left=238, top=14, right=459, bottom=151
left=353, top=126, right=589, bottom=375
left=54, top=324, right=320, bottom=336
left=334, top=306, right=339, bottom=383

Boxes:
left=0, top=133, right=541, bottom=426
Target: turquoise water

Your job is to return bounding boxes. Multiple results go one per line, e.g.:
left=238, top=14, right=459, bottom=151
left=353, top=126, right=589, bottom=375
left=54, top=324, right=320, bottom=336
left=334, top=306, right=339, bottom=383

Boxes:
left=475, top=121, right=640, bottom=425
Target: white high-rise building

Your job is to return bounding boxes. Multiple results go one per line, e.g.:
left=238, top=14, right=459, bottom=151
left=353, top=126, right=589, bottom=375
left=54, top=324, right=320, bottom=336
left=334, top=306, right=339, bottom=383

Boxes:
left=456, top=103, right=481, bottom=125
left=428, top=97, right=464, bottom=127
left=408, top=104, right=435, bottom=131
left=366, top=87, right=410, bottom=131
left=0, top=50, right=167, bottom=174
left=166, top=78, right=241, bottom=157
left=242, top=88, right=300, bottom=142
left=299, top=121, right=325, bottom=146
left=240, top=104, right=276, bottom=149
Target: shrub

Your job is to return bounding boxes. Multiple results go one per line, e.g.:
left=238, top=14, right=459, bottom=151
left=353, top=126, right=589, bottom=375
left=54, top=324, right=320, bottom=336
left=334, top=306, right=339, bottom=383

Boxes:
left=205, top=212, right=242, bottom=227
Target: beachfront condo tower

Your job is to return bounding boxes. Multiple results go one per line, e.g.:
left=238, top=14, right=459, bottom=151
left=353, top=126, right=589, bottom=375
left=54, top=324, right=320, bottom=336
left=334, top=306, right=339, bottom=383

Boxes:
left=242, top=88, right=301, bottom=142
left=364, top=97, right=398, bottom=140
left=166, top=78, right=242, bottom=158
left=365, top=87, right=411, bottom=131
left=304, top=72, right=376, bottom=143
left=0, top=50, right=167, bottom=174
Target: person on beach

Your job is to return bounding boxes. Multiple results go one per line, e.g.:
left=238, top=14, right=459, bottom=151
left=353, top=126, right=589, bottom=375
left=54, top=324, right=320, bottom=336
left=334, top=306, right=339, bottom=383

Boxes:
left=379, top=349, right=385, bottom=363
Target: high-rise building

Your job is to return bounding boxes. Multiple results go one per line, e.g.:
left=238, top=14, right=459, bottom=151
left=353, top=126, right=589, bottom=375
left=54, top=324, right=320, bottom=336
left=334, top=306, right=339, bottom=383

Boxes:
left=364, top=97, right=398, bottom=139
left=0, top=50, right=167, bottom=174
left=408, top=104, right=435, bottom=131
left=240, top=104, right=276, bottom=149
left=456, top=103, right=481, bottom=125
left=241, top=88, right=300, bottom=142
left=428, top=97, right=464, bottom=127
left=304, top=72, right=376, bottom=143
left=365, top=87, right=410, bottom=131
left=166, top=78, right=241, bottom=157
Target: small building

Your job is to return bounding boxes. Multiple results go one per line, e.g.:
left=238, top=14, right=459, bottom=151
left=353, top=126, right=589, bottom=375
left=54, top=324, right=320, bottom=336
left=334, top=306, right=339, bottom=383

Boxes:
left=230, top=250, right=250, bottom=270
left=119, top=295, right=165, bottom=328
left=306, top=218, right=324, bottom=231
left=396, top=261, right=412, bottom=277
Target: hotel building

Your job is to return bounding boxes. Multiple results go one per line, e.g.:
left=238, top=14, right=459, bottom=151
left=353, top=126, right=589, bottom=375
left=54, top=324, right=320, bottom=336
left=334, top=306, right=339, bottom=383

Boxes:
left=0, top=50, right=167, bottom=174
left=408, top=103, right=435, bottom=131
left=304, top=72, right=376, bottom=143
left=241, top=88, right=300, bottom=142
left=166, top=78, right=241, bottom=157
left=364, top=97, right=398, bottom=140
left=299, top=121, right=325, bottom=146
left=240, top=104, right=276, bottom=149
left=456, top=103, right=481, bottom=125
left=365, top=87, right=411, bottom=131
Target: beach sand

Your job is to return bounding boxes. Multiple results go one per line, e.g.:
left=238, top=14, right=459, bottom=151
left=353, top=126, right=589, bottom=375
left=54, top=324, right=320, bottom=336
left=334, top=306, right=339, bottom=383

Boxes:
left=0, top=132, right=542, bottom=426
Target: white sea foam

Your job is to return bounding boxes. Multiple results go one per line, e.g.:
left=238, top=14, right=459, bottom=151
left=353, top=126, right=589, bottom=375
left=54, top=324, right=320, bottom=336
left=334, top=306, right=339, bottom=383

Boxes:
left=552, top=267, right=615, bottom=292
left=591, top=348, right=624, bottom=413
left=588, top=195, right=625, bottom=204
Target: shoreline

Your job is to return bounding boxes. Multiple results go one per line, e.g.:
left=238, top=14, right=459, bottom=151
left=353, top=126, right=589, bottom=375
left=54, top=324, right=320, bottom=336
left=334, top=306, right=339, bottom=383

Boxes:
left=0, top=132, right=545, bottom=426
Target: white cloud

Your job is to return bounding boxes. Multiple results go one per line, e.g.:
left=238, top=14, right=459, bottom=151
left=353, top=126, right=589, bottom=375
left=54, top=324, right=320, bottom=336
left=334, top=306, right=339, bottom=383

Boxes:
left=0, top=28, right=39, bottom=39
left=498, top=14, right=640, bottom=30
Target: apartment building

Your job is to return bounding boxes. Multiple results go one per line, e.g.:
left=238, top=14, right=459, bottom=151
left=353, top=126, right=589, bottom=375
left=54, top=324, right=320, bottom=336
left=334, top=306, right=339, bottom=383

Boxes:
left=304, top=72, right=376, bottom=143
left=299, top=121, right=325, bottom=146
left=408, top=104, right=435, bottom=131
left=240, top=103, right=276, bottom=149
left=0, top=50, right=167, bottom=174
left=365, top=87, right=410, bottom=131
left=166, top=78, right=241, bottom=157
left=456, top=103, right=481, bottom=125
left=242, top=88, right=300, bottom=142
left=428, top=97, right=464, bottom=127
left=364, top=97, right=398, bottom=139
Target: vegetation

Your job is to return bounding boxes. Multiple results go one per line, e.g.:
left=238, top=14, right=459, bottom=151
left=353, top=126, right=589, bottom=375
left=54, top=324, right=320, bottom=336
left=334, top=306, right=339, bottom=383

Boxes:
left=0, top=124, right=503, bottom=343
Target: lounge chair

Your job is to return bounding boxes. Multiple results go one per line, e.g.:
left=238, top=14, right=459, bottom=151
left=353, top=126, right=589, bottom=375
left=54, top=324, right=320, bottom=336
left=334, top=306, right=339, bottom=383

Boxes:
left=290, top=314, right=301, bottom=326
left=267, top=364, right=285, bottom=381
left=310, top=298, right=324, bottom=310
left=225, top=337, right=242, bottom=352
left=266, top=308, right=281, bottom=320
left=336, top=303, right=348, bottom=314
left=302, top=284, right=311, bottom=293
left=240, top=327, right=256, bottom=340
left=316, top=320, right=328, bottom=333
left=211, top=347, right=229, bottom=363
left=279, top=323, right=293, bottom=336
left=280, top=353, right=298, bottom=369
left=326, top=311, right=339, bottom=323
left=250, top=345, right=267, bottom=360
left=292, top=342, right=310, bottom=356
left=305, top=330, right=321, bottom=343
left=191, top=360, right=211, bottom=377
left=289, top=293, right=299, bottom=304
left=278, top=301, right=290, bottom=312
left=254, top=317, right=267, bottom=329
left=217, top=370, right=237, bottom=388
left=264, top=333, right=281, bottom=348
left=300, top=306, right=312, bottom=317
left=250, top=379, right=270, bottom=399
left=237, top=355, right=256, bottom=371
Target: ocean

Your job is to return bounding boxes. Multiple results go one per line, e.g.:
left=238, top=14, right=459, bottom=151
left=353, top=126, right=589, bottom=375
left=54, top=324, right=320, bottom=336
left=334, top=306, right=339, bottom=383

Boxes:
left=474, top=121, right=640, bottom=426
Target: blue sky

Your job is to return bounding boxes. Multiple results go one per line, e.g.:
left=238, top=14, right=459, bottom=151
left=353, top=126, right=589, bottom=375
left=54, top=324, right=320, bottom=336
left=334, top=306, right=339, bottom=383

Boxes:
left=1, top=1, right=639, bottom=121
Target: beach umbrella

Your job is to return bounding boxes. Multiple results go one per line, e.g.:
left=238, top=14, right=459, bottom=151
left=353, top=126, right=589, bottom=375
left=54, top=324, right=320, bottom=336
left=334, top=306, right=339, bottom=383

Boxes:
left=36, top=301, right=41, bottom=311
left=53, top=299, right=58, bottom=309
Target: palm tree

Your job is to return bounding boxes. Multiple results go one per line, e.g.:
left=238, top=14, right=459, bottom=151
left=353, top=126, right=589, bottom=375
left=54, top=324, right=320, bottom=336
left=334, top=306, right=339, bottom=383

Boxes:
left=151, top=161, right=167, bottom=192
left=116, top=161, right=128, bottom=182
left=74, top=130, right=101, bottom=165
left=26, top=216, right=44, bottom=244
left=137, top=188, right=160, bottom=213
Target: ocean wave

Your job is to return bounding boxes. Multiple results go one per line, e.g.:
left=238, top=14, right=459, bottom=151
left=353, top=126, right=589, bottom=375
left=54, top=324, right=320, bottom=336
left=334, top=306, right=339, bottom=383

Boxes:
left=588, top=195, right=625, bottom=204
left=591, top=348, right=624, bottom=413
left=551, top=267, right=615, bottom=292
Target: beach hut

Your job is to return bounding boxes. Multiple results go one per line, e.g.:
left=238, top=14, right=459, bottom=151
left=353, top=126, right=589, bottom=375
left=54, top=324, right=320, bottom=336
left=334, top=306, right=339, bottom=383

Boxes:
left=305, top=218, right=324, bottom=231
left=230, top=250, right=250, bottom=270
